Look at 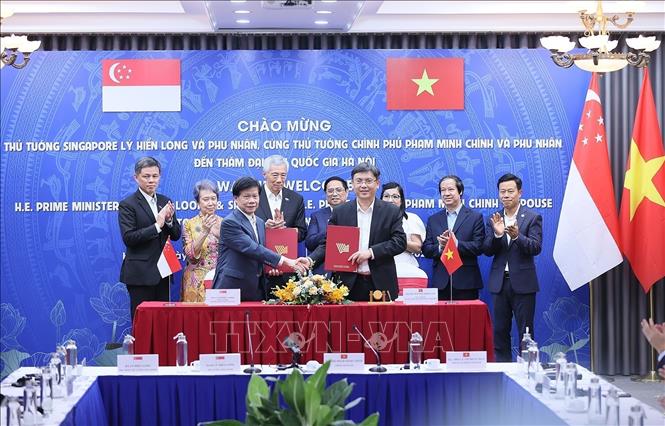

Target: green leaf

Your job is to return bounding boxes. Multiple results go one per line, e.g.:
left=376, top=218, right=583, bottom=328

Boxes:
left=313, top=405, right=333, bottom=426
left=306, top=360, right=330, bottom=394
left=357, top=413, right=379, bottom=426
left=304, top=378, right=322, bottom=425
left=279, top=369, right=307, bottom=419
left=1, top=349, right=30, bottom=379
left=569, top=337, right=589, bottom=351
left=276, top=409, right=301, bottom=426
left=247, top=374, right=270, bottom=408
left=199, top=421, right=243, bottom=426
left=344, top=397, right=363, bottom=410
left=322, top=380, right=353, bottom=408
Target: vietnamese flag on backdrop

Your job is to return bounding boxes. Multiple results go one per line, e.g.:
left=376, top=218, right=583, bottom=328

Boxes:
left=619, top=68, right=665, bottom=292
left=102, top=59, right=181, bottom=112
left=386, top=57, right=464, bottom=110
left=440, top=234, right=463, bottom=275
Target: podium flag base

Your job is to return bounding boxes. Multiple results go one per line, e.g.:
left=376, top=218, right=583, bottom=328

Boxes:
left=630, top=370, right=662, bottom=383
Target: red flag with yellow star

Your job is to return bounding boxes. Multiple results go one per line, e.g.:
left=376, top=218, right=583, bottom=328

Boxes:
left=386, top=58, right=464, bottom=110
left=619, top=68, right=665, bottom=292
left=440, top=234, right=463, bottom=275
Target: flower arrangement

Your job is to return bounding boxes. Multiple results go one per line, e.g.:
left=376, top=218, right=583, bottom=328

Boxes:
left=267, top=274, right=351, bottom=305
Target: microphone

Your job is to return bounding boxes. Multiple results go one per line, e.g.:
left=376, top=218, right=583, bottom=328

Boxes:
left=277, top=337, right=302, bottom=371
left=352, top=325, right=387, bottom=373
left=243, top=311, right=261, bottom=374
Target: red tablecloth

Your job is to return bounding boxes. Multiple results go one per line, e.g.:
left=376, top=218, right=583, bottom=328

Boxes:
left=133, top=301, right=495, bottom=366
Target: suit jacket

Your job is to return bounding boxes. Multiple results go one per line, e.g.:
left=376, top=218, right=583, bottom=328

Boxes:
left=118, top=190, right=181, bottom=287
left=657, top=352, right=665, bottom=371
left=305, top=206, right=332, bottom=275
left=309, top=199, right=406, bottom=298
left=422, top=205, right=485, bottom=290
left=482, top=207, right=542, bottom=294
left=257, top=186, right=307, bottom=242
left=213, top=209, right=281, bottom=301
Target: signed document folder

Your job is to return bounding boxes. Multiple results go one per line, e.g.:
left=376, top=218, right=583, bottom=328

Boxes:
left=325, top=225, right=360, bottom=272
left=264, top=227, right=298, bottom=273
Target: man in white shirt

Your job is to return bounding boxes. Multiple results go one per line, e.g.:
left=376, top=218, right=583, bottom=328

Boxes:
left=119, top=157, right=181, bottom=322
left=307, top=163, right=406, bottom=301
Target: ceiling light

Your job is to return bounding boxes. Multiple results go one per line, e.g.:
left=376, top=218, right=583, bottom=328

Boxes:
left=316, top=10, right=332, bottom=14
left=234, top=10, right=251, bottom=14
left=314, top=20, right=328, bottom=25
left=1, top=34, right=41, bottom=70
left=540, top=0, right=659, bottom=73
left=235, top=19, right=250, bottom=24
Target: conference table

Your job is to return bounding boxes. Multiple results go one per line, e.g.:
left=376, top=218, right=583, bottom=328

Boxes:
left=133, top=300, right=495, bottom=366
left=2, top=364, right=663, bottom=426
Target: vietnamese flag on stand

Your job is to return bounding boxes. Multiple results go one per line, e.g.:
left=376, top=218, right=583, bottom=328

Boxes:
left=440, top=234, right=463, bottom=275
left=157, top=239, right=182, bottom=279
left=102, top=59, right=181, bottom=112
left=386, top=58, right=464, bottom=110
left=619, top=68, right=665, bottom=292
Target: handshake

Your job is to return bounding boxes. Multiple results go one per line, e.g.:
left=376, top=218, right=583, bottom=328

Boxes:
left=270, top=257, right=314, bottom=276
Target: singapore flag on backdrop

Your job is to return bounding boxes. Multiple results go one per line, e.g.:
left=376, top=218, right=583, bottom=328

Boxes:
left=102, top=59, right=181, bottom=112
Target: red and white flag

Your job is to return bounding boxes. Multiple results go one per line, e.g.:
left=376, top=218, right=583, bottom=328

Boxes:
left=386, top=57, right=464, bottom=110
left=102, top=59, right=181, bottom=112
left=157, top=239, right=182, bottom=278
left=553, top=73, right=622, bottom=291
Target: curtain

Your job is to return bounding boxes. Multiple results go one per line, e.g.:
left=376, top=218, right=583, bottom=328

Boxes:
left=30, top=31, right=665, bottom=375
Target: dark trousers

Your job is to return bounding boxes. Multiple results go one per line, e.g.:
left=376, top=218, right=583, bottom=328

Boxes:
left=492, top=274, right=535, bottom=362
left=348, top=275, right=375, bottom=301
left=126, top=278, right=170, bottom=324
left=438, top=285, right=479, bottom=301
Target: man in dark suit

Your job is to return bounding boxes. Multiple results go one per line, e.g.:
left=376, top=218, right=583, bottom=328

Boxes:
left=307, top=163, right=406, bottom=301
left=118, top=156, right=181, bottom=322
left=483, top=173, right=542, bottom=362
left=213, top=177, right=307, bottom=301
left=257, top=155, right=307, bottom=292
left=305, top=176, right=349, bottom=275
left=422, top=175, right=485, bottom=300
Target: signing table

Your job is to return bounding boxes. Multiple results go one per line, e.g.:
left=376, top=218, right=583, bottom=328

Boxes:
left=133, top=300, right=495, bottom=366
left=2, top=364, right=663, bottom=426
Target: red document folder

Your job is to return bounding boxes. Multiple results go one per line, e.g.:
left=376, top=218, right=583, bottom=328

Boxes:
left=264, top=227, right=298, bottom=273
left=324, top=225, right=360, bottom=272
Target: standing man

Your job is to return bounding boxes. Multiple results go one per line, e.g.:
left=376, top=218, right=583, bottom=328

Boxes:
left=308, top=163, right=406, bottom=301
left=422, top=175, right=485, bottom=300
left=305, top=176, right=349, bottom=275
left=483, top=173, right=542, bottom=362
left=257, top=154, right=307, bottom=241
left=213, top=177, right=307, bottom=301
left=119, top=156, right=181, bottom=322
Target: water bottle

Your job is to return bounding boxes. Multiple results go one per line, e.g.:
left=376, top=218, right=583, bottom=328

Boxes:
left=605, top=388, right=620, bottom=426
left=174, top=332, right=188, bottom=368
left=554, top=353, right=567, bottom=399
left=520, top=327, right=534, bottom=362
left=526, top=340, right=539, bottom=381
left=587, top=377, right=603, bottom=424
left=564, top=362, right=578, bottom=410
left=22, top=379, right=39, bottom=426
left=65, top=339, right=78, bottom=367
left=40, top=366, right=53, bottom=414
left=627, top=404, right=645, bottom=426
left=7, top=396, right=21, bottom=426
left=122, top=335, right=136, bottom=355
left=49, top=352, right=65, bottom=399
left=409, top=332, right=423, bottom=370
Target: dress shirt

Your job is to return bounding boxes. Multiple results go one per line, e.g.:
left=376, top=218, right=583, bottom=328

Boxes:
left=356, top=201, right=375, bottom=274
left=238, top=209, right=259, bottom=242
left=502, top=206, right=520, bottom=272
left=441, top=204, right=462, bottom=252
left=139, top=188, right=162, bottom=233
left=264, top=184, right=282, bottom=219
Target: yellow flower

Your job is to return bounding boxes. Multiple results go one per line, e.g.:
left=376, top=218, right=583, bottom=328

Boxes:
left=321, top=282, right=333, bottom=293
left=339, top=285, right=349, bottom=296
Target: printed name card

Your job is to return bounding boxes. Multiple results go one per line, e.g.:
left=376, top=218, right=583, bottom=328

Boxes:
left=402, top=288, right=438, bottom=305
left=199, top=353, right=241, bottom=373
left=205, top=289, right=240, bottom=306
left=323, top=353, right=365, bottom=372
left=117, top=354, right=159, bottom=373
left=445, top=351, right=487, bottom=371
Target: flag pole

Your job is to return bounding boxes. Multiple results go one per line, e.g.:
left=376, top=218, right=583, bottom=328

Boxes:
left=633, top=289, right=660, bottom=382
left=449, top=274, right=453, bottom=304
left=589, top=280, right=594, bottom=373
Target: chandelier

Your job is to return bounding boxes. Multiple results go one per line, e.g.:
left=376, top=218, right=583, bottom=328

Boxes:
left=1, top=8, right=41, bottom=69
left=540, top=0, right=661, bottom=73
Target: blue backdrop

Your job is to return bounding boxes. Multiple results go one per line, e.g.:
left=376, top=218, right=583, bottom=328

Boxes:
left=1, top=49, right=590, bottom=376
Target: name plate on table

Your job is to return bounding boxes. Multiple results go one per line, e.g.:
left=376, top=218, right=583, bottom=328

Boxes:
left=199, top=353, right=241, bottom=373
left=323, top=353, right=365, bottom=372
left=117, top=354, right=159, bottom=373
left=402, top=288, right=438, bottom=305
left=446, top=351, right=487, bottom=371
left=205, top=289, right=240, bottom=306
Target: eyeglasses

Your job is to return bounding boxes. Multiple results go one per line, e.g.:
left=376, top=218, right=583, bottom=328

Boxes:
left=353, top=178, right=376, bottom=186
left=326, top=187, right=346, bottom=194
left=382, top=194, right=401, bottom=200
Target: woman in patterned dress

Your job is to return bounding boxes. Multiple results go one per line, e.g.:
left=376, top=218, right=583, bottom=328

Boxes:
left=181, top=180, right=222, bottom=302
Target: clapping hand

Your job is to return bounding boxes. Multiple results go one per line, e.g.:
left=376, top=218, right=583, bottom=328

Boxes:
left=201, top=214, right=218, bottom=235
left=266, top=208, right=286, bottom=228
left=157, top=201, right=175, bottom=227
left=490, top=212, right=505, bottom=236
left=437, top=229, right=451, bottom=248
left=506, top=224, right=519, bottom=240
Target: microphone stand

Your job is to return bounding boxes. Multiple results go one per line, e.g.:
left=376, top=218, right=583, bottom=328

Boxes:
left=243, top=311, right=261, bottom=374
left=277, top=338, right=303, bottom=371
left=353, top=325, right=387, bottom=373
